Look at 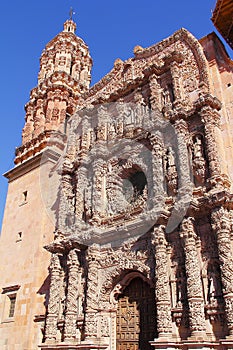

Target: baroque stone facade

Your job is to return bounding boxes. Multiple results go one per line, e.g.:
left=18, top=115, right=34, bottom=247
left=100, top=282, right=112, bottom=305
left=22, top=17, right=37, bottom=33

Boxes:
left=1, top=12, right=233, bottom=350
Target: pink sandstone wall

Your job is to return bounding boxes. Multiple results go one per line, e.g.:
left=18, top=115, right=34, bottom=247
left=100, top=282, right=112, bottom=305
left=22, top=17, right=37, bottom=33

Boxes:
left=0, top=158, right=56, bottom=350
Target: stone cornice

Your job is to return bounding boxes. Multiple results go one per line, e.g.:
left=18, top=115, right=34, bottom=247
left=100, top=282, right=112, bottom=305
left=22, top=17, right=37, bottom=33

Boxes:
left=15, top=130, right=66, bottom=165
left=4, top=148, right=61, bottom=183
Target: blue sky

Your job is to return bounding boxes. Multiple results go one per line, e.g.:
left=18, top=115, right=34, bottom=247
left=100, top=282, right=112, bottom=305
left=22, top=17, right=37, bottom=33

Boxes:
left=0, top=0, right=232, bottom=228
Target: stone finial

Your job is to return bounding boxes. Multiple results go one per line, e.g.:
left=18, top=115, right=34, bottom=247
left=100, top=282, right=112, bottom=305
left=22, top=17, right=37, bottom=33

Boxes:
left=114, top=58, right=123, bottom=67
left=133, top=45, right=143, bottom=55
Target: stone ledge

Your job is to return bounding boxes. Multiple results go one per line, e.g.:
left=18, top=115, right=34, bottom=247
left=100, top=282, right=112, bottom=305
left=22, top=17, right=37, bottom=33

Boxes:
left=39, top=344, right=108, bottom=350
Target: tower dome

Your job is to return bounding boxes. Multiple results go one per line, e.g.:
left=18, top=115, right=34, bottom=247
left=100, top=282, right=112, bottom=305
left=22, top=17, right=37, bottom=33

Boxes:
left=37, top=18, right=92, bottom=90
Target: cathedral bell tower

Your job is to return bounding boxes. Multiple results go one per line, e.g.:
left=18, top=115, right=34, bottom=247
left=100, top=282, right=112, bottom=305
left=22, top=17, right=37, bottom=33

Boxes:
left=0, top=17, right=92, bottom=350
left=15, top=18, right=92, bottom=164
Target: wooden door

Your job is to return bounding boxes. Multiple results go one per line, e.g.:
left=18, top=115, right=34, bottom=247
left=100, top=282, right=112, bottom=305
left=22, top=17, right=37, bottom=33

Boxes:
left=116, top=277, right=157, bottom=350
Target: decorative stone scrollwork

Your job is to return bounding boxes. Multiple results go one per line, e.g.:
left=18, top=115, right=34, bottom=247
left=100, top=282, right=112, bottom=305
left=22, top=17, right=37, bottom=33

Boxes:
left=99, top=315, right=110, bottom=338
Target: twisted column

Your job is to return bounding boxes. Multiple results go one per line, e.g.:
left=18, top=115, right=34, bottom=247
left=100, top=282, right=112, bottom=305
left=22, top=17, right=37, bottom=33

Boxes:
left=152, top=225, right=172, bottom=338
left=180, top=218, right=206, bottom=338
left=64, top=249, right=81, bottom=342
left=211, top=207, right=233, bottom=337
left=45, top=253, right=62, bottom=343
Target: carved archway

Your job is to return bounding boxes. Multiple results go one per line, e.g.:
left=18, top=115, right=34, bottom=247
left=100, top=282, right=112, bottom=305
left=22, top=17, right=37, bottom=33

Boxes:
left=116, top=276, right=156, bottom=350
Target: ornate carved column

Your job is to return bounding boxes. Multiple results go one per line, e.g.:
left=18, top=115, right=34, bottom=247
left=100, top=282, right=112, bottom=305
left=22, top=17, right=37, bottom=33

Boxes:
left=173, top=119, right=191, bottom=190
left=91, top=157, right=107, bottom=224
left=149, top=133, right=165, bottom=209
left=75, top=166, right=87, bottom=222
left=64, top=249, right=81, bottom=343
left=152, top=225, right=173, bottom=338
left=211, top=207, right=233, bottom=337
left=200, top=105, right=230, bottom=189
left=58, top=171, right=74, bottom=229
left=180, top=218, right=206, bottom=339
left=166, top=120, right=192, bottom=233
left=45, top=253, right=62, bottom=343
left=200, top=106, right=221, bottom=178
left=85, top=246, right=100, bottom=341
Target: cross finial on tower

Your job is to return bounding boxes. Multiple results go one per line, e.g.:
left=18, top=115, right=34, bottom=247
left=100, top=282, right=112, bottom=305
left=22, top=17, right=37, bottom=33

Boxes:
left=69, top=7, right=75, bottom=20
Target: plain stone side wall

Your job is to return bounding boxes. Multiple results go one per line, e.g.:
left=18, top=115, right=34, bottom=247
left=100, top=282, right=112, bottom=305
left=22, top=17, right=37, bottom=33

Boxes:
left=0, top=160, right=55, bottom=350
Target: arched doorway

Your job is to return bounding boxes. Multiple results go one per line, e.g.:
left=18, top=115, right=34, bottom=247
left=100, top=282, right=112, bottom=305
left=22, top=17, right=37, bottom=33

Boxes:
left=116, top=277, right=157, bottom=350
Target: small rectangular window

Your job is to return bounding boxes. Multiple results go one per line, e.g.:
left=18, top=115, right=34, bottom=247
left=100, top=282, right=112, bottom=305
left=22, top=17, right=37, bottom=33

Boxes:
left=16, top=231, right=22, bottom=242
left=8, top=295, right=16, bottom=317
left=23, top=191, right=28, bottom=201
left=1, top=285, right=20, bottom=322
left=19, top=190, right=28, bottom=206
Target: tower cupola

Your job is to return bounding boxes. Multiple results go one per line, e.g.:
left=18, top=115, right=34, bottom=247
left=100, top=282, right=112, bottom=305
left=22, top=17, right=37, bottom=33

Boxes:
left=63, top=19, right=77, bottom=33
